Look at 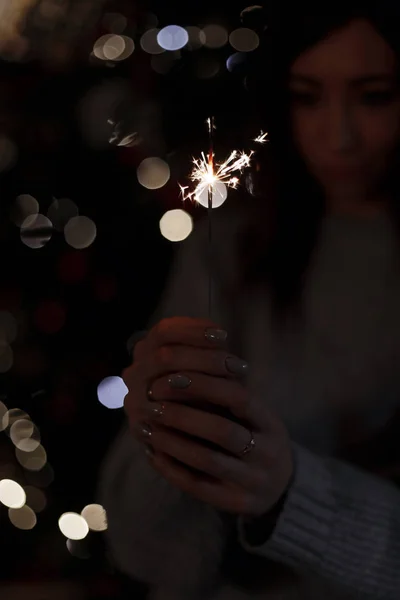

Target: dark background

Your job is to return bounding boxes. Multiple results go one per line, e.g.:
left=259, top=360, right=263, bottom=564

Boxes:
left=0, top=1, right=260, bottom=598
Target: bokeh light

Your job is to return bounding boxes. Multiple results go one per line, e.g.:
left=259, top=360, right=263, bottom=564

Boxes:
left=16, top=444, right=47, bottom=471
left=10, top=194, right=39, bottom=227
left=140, top=29, right=164, bottom=54
left=0, top=401, right=8, bottom=432
left=151, top=53, right=175, bottom=75
left=137, top=157, right=170, bottom=190
left=157, top=25, right=188, bottom=51
left=159, top=209, right=193, bottom=242
left=202, top=24, right=228, bottom=49
left=0, top=479, right=26, bottom=508
left=66, top=538, right=91, bottom=559
left=0, top=135, right=17, bottom=172
left=196, top=181, right=228, bottom=209
left=93, top=34, right=134, bottom=62
left=0, top=341, right=13, bottom=373
left=229, top=27, right=259, bottom=52
left=3, top=408, right=30, bottom=433
left=97, top=376, right=127, bottom=410
left=34, top=300, right=66, bottom=335
left=64, top=216, right=97, bottom=249
left=59, top=512, right=89, bottom=540
left=24, top=486, right=47, bottom=513
left=185, top=26, right=206, bottom=50
left=0, top=311, right=17, bottom=343
left=81, top=504, right=108, bottom=532
left=10, top=419, right=41, bottom=452
left=20, top=214, right=53, bottom=249
left=8, top=505, right=37, bottom=530
left=226, top=52, right=247, bottom=73
left=47, top=198, right=79, bottom=232
left=102, top=12, right=128, bottom=34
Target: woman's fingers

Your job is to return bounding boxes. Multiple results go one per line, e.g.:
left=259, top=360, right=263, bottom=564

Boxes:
left=134, top=317, right=228, bottom=361
left=149, top=370, right=252, bottom=419
left=136, top=422, right=260, bottom=491
left=139, top=399, right=253, bottom=457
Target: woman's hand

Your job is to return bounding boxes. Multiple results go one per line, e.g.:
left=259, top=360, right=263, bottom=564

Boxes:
left=122, top=317, right=294, bottom=518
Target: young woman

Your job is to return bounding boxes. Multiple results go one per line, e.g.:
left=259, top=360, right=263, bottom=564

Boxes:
left=99, top=5, right=400, bottom=599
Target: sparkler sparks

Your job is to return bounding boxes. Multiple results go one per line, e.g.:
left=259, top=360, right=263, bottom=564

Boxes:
left=179, top=122, right=268, bottom=205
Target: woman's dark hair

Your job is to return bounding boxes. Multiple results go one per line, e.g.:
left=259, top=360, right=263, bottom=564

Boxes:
left=239, top=1, right=400, bottom=321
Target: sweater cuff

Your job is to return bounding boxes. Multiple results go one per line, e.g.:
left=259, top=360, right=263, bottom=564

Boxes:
left=237, top=443, right=336, bottom=570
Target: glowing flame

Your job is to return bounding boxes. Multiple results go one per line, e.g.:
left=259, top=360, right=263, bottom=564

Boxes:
left=180, top=122, right=268, bottom=204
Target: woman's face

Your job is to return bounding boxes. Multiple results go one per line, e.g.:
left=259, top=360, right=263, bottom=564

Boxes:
left=289, top=18, right=400, bottom=205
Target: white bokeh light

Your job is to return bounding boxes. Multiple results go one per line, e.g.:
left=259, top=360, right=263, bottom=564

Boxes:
left=64, top=216, right=97, bottom=249
left=97, top=376, right=128, bottom=409
left=159, top=209, right=193, bottom=242
left=196, top=181, right=228, bottom=209
left=59, top=512, right=89, bottom=540
left=8, top=505, right=37, bottom=530
left=157, top=25, right=188, bottom=51
left=137, top=157, right=170, bottom=190
left=0, top=479, right=26, bottom=508
left=81, top=503, right=108, bottom=532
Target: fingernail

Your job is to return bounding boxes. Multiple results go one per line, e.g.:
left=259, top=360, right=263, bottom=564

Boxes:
left=225, top=356, right=249, bottom=375
left=148, top=403, right=165, bottom=418
left=205, top=328, right=228, bottom=344
left=168, top=374, right=192, bottom=389
left=133, top=422, right=152, bottom=439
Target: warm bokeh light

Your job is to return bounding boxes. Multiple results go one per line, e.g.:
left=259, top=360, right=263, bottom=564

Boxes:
left=10, top=419, right=41, bottom=452
left=66, top=538, right=91, bottom=559
left=196, top=181, right=228, bottom=209
left=59, top=512, right=89, bottom=540
left=202, top=24, right=228, bottom=49
left=157, top=25, right=188, bottom=51
left=93, top=34, right=134, bottom=62
left=229, top=27, right=259, bottom=52
left=0, top=311, right=17, bottom=343
left=140, top=28, right=164, bottom=54
left=47, top=198, right=79, bottom=232
left=3, top=408, right=30, bottom=432
left=0, top=479, right=26, bottom=508
left=0, top=401, right=8, bottom=432
left=0, top=135, right=17, bottom=172
left=137, top=157, right=170, bottom=190
left=10, top=194, right=39, bottom=227
left=25, top=463, right=54, bottom=488
left=102, top=12, right=128, bottom=34
left=97, top=376, right=128, bottom=409
left=24, top=486, right=47, bottom=513
left=81, top=503, right=108, bottom=532
left=185, top=26, right=206, bottom=50
left=8, top=505, right=37, bottom=530
left=159, top=209, right=193, bottom=242
left=0, top=341, right=13, bottom=373
left=16, top=444, right=47, bottom=471
left=151, top=53, right=175, bottom=75
left=20, top=214, right=53, bottom=249
left=64, top=216, right=97, bottom=249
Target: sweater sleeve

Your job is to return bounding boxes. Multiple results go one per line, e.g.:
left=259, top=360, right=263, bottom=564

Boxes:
left=98, top=213, right=239, bottom=594
left=237, top=442, right=400, bottom=599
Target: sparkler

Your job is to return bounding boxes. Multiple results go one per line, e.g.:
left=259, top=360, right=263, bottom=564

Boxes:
left=179, top=120, right=268, bottom=317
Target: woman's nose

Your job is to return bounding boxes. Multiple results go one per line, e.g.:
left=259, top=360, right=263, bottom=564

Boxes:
left=324, top=106, right=358, bottom=153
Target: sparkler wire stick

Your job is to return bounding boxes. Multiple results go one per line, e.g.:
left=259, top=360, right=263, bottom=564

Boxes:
left=179, top=122, right=268, bottom=319
left=207, top=117, right=215, bottom=318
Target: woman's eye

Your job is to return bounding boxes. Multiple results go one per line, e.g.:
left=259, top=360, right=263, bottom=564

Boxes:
left=289, top=91, right=319, bottom=106
left=362, top=91, right=395, bottom=106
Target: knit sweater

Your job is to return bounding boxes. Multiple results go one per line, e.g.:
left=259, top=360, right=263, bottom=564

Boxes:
left=99, top=205, right=400, bottom=600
